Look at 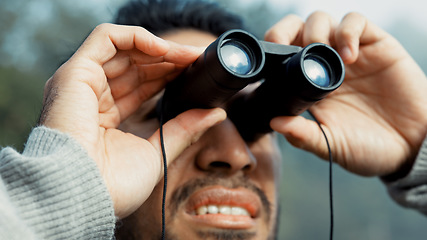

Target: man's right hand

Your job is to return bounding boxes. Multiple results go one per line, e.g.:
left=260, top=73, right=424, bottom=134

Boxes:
left=39, top=24, right=226, bottom=218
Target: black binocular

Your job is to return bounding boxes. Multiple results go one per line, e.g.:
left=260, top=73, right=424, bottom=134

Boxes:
left=157, top=29, right=345, bottom=141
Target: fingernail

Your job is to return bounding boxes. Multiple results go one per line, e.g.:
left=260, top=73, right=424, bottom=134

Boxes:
left=209, top=108, right=227, bottom=124
left=215, top=107, right=227, bottom=119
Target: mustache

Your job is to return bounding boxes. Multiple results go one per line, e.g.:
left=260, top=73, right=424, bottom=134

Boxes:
left=164, top=229, right=256, bottom=240
left=168, top=173, right=271, bottom=221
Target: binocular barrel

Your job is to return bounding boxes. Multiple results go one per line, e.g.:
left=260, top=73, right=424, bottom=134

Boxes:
left=157, top=29, right=345, bottom=141
left=230, top=41, right=345, bottom=140
left=158, top=30, right=264, bottom=122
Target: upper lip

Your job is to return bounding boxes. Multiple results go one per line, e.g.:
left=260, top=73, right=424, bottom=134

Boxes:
left=185, top=186, right=262, bottom=218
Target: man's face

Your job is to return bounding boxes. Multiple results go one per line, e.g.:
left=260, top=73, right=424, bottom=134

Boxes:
left=118, top=29, right=282, bottom=240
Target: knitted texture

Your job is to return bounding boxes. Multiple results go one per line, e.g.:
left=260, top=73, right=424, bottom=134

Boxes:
left=385, top=134, right=427, bottom=215
left=0, top=127, right=115, bottom=239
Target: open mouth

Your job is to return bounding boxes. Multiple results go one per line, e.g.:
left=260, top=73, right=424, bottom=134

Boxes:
left=184, top=186, right=262, bottom=229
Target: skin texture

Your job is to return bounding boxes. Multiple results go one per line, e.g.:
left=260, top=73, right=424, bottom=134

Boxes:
left=117, top=29, right=282, bottom=240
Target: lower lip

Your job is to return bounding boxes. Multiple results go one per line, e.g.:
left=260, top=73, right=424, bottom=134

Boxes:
left=186, top=212, right=256, bottom=229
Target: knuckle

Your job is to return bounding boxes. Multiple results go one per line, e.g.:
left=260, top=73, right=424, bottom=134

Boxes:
left=284, top=14, right=304, bottom=26
left=93, top=23, right=115, bottom=35
left=264, top=29, right=283, bottom=43
left=265, top=14, right=303, bottom=43
left=308, top=10, right=330, bottom=19
left=337, top=25, right=358, bottom=42
left=95, top=23, right=113, bottom=30
left=343, top=11, right=363, bottom=20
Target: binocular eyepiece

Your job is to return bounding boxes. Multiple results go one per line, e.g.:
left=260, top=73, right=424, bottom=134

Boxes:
left=157, top=29, right=345, bottom=141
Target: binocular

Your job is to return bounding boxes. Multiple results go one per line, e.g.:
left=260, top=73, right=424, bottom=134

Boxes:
left=157, top=29, right=345, bottom=141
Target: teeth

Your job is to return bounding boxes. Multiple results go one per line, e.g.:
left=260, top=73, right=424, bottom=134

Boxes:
left=196, top=205, right=250, bottom=216
left=231, top=206, right=250, bottom=216
left=219, top=205, right=231, bottom=215
left=207, top=205, right=219, bottom=214
left=197, top=206, right=207, bottom=215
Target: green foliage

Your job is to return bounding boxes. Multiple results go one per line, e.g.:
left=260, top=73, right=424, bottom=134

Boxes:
left=0, top=0, right=110, bottom=150
left=0, top=67, right=44, bottom=150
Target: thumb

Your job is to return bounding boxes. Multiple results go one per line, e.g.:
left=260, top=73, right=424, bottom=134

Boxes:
left=270, top=115, right=330, bottom=160
left=149, top=108, right=227, bottom=166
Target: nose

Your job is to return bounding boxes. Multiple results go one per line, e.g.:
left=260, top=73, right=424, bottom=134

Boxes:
left=195, top=119, right=257, bottom=174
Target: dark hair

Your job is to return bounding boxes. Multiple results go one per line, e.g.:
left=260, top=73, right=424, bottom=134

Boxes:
left=114, top=0, right=245, bottom=37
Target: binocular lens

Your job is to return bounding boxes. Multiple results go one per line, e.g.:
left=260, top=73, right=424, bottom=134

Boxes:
left=303, top=56, right=330, bottom=87
left=220, top=40, right=253, bottom=75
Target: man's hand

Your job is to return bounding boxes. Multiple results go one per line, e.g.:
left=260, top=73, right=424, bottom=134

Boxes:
left=266, top=12, right=427, bottom=177
left=39, top=24, right=226, bottom=218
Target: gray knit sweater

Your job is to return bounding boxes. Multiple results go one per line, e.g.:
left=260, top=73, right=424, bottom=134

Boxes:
left=384, top=134, right=427, bottom=215
left=0, top=127, right=115, bottom=239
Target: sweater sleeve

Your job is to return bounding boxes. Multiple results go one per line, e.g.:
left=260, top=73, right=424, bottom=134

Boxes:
left=383, top=134, right=427, bottom=215
left=0, top=126, right=116, bottom=239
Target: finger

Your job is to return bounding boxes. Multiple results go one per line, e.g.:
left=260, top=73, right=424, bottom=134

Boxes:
left=264, top=14, right=304, bottom=45
left=303, top=11, right=337, bottom=46
left=108, top=62, right=177, bottom=100
left=270, top=115, right=331, bottom=160
left=75, top=23, right=170, bottom=66
left=149, top=108, right=227, bottom=167
left=103, top=49, right=165, bottom=79
left=137, top=62, right=183, bottom=84
left=105, top=41, right=200, bottom=102
left=335, top=12, right=388, bottom=63
left=163, top=41, right=203, bottom=65
left=113, top=73, right=175, bottom=121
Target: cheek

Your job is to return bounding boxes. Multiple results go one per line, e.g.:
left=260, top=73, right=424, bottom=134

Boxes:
left=251, top=154, right=281, bottom=235
left=251, top=161, right=279, bottom=213
left=251, top=135, right=282, bottom=178
left=124, top=184, right=164, bottom=238
left=159, top=149, right=201, bottom=208
left=250, top=135, right=282, bottom=206
left=142, top=153, right=196, bottom=210
left=131, top=163, right=196, bottom=237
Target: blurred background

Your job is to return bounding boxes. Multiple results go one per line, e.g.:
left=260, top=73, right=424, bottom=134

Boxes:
left=1, top=0, right=426, bottom=239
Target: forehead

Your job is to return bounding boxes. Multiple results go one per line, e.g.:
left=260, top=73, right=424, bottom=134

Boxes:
left=160, top=28, right=217, bottom=47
